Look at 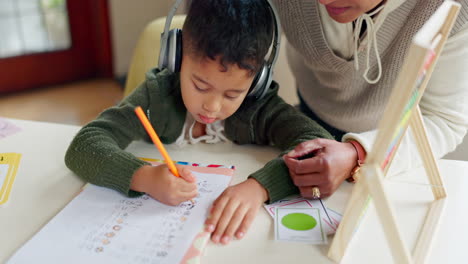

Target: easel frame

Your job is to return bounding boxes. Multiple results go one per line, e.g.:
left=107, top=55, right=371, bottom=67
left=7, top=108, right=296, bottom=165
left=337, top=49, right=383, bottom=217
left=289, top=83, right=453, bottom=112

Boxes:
left=328, top=1, right=461, bottom=263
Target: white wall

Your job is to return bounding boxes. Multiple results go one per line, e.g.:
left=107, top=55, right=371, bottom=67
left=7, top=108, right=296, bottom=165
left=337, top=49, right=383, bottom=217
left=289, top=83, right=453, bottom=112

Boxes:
left=274, top=36, right=299, bottom=106
left=109, top=0, right=172, bottom=77
left=444, top=135, right=468, bottom=161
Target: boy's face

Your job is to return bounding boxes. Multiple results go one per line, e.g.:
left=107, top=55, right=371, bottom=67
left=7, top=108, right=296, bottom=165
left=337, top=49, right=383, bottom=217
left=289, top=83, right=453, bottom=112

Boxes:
left=318, top=0, right=385, bottom=23
left=180, top=54, right=253, bottom=124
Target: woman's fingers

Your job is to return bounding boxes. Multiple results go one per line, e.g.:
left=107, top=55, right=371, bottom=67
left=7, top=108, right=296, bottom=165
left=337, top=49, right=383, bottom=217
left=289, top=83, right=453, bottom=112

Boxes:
left=285, top=139, right=324, bottom=159
left=284, top=154, right=329, bottom=175
left=290, top=171, right=327, bottom=186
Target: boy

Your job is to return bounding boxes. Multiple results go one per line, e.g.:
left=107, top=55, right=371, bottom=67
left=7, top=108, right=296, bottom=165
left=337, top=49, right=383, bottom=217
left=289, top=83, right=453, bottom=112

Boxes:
left=65, top=0, right=333, bottom=246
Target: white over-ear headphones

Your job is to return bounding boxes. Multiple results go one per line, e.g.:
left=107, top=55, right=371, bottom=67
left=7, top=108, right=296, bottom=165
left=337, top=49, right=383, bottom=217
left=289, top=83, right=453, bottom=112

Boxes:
left=158, top=0, right=281, bottom=99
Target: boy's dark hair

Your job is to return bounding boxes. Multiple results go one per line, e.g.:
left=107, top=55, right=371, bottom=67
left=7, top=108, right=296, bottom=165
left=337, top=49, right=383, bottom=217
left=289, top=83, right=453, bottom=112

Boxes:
left=182, top=0, right=274, bottom=76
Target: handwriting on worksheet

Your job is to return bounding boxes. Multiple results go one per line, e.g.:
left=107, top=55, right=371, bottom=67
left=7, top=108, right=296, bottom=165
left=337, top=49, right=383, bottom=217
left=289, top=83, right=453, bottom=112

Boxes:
left=78, top=179, right=216, bottom=262
left=8, top=171, right=231, bottom=264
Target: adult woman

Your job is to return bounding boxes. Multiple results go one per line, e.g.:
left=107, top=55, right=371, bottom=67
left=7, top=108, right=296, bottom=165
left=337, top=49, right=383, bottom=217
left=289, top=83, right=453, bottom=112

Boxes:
left=274, top=0, right=468, bottom=199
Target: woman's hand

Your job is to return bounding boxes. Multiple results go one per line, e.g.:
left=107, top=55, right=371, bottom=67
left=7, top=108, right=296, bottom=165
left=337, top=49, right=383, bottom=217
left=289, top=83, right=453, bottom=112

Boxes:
left=283, top=138, right=358, bottom=198
left=204, top=178, right=268, bottom=245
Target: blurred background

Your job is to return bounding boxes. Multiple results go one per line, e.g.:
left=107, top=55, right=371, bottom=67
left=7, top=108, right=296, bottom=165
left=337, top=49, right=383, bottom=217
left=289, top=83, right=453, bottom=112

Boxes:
left=0, top=0, right=465, bottom=160
left=0, top=0, right=193, bottom=125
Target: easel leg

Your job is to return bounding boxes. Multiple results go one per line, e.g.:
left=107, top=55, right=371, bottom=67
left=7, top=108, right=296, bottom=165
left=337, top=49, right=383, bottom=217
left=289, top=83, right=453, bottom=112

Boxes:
left=409, top=106, right=446, bottom=199
left=328, top=179, right=370, bottom=262
left=362, top=165, right=413, bottom=264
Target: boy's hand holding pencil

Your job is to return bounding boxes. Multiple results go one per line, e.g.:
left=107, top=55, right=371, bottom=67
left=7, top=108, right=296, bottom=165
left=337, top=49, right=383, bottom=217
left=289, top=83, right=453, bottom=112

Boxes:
left=130, top=164, right=197, bottom=206
left=130, top=106, right=198, bottom=206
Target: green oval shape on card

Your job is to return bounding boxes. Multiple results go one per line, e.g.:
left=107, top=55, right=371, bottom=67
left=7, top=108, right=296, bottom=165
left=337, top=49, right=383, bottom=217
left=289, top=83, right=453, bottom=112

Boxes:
left=281, top=213, right=317, bottom=231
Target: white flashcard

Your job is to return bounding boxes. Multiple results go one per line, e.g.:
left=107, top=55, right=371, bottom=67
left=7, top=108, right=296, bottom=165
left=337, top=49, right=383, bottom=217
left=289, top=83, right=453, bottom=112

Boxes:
left=265, top=197, right=341, bottom=235
left=274, top=207, right=327, bottom=244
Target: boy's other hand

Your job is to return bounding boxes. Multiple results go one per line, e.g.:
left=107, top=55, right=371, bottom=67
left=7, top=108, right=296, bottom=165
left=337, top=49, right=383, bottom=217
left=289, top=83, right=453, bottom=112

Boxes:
left=204, top=178, right=268, bottom=245
left=131, top=164, right=198, bottom=206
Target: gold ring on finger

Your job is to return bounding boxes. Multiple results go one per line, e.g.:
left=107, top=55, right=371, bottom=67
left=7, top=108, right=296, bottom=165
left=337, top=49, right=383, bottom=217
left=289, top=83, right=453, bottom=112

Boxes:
left=312, top=186, right=321, bottom=199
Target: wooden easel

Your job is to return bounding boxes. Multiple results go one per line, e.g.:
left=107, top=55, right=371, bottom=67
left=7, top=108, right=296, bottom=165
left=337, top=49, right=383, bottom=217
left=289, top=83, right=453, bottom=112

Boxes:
left=328, top=1, right=461, bottom=263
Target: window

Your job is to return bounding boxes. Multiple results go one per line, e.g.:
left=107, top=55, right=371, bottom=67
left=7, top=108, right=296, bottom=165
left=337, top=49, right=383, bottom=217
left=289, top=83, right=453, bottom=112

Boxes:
left=0, top=0, right=71, bottom=58
left=0, top=0, right=113, bottom=93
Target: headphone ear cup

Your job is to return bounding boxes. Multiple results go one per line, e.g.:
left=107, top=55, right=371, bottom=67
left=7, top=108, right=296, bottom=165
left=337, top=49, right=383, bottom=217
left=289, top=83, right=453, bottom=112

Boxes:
left=158, top=33, right=169, bottom=70
left=163, top=28, right=183, bottom=73
left=248, top=62, right=271, bottom=99
left=173, top=29, right=182, bottom=72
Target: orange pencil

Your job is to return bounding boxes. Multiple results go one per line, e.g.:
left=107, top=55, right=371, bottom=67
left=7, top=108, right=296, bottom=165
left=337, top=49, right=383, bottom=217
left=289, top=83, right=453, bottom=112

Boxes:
left=134, top=106, right=180, bottom=177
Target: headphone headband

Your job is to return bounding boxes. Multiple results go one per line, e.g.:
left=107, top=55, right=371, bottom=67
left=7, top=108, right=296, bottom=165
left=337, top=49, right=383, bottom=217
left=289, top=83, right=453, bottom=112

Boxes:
left=158, top=0, right=184, bottom=69
left=265, top=0, right=281, bottom=67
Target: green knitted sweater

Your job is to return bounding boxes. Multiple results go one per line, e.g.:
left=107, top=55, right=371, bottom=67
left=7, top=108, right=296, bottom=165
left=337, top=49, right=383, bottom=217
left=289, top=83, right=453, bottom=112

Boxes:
left=65, top=68, right=333, bottom=203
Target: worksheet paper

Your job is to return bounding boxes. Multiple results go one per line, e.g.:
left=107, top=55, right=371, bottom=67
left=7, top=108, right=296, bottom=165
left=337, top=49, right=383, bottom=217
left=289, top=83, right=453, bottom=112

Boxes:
left=8, top=170, right=231, bottom=264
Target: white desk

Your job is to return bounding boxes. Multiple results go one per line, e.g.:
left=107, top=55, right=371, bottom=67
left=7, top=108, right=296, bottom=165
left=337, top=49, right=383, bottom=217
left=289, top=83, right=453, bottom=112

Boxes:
left=1, top=118, right=467, bottom=263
